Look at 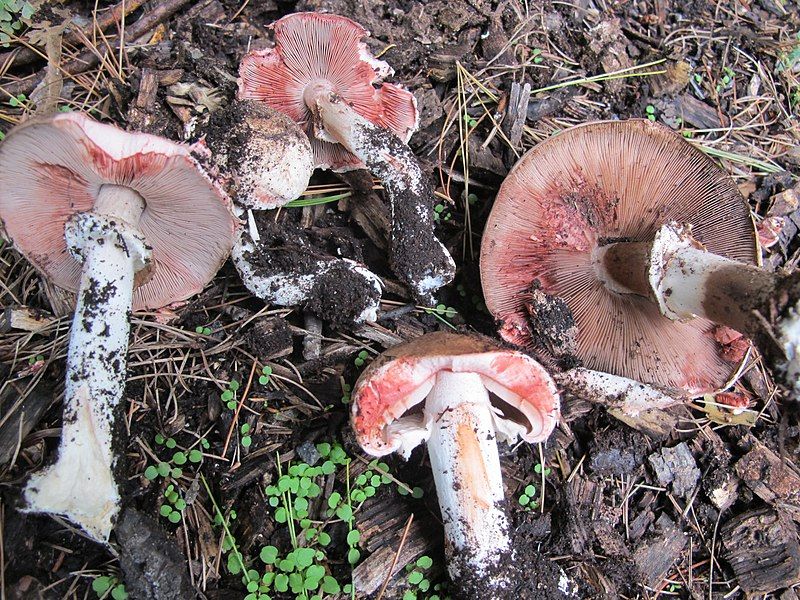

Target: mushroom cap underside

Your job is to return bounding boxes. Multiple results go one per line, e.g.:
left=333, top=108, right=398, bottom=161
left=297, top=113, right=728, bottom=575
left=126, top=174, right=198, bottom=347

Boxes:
left=480, top=119, right=758, bottom=392
left=238, top=12, right=418, bottom=172
left=0, top=112, right=238, bottom=311
left=351, top=332, right=560, bottom=455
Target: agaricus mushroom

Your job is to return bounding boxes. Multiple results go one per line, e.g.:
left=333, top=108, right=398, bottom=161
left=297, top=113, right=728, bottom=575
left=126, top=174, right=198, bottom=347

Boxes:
left=481, top=119, right=799, bottom=397
left=0, top=113, right=238, bottom=542
left=232, top=211, right=383, bottom=326
left=199, top=100, right=383, bottom=325
left=239, top=12, right=455, bottom=304
left=351, top=332, right=560, bottom=597
left=201, top=99, right=314, bottom=210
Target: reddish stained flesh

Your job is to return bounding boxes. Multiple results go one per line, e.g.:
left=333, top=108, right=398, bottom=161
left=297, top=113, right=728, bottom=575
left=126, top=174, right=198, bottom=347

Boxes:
left=455, top=419, right=491, bottom=513
left=352, top=351, right=558, bottom=448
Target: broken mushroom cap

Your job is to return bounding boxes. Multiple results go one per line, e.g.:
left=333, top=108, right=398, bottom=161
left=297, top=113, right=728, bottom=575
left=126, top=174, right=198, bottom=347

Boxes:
left=238, top=12, right=418, bottom=172
left=480, top=119, right=757, bottom=393
left=0, top=112, right=238, bottom=310
left=351, top=331, right=560, bottom=457
left=202, top=100, right=313, bottom=209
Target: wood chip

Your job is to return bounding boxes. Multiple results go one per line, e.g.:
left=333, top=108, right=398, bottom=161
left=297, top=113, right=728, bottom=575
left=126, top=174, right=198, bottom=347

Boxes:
left=721, top=508, right=800, bottom=595
left=735, top=440, right=800, bottom=520
left=633, top=514, right=687, bottom=587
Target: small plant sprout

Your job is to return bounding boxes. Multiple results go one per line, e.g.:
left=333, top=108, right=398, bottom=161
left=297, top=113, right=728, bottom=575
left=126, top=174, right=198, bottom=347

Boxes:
left=351, top=332, right=560, bottom=598
left=341, top=381, right=353, bottom=405
left=518, top=484, right=539, bottom=510
left=222, top=379, right=241, bottom=410
left=0, top=113, right=237, bottom=542
left=354, top=350, right=370, bottom=368
left=433, top=203, right=452, bottom=222
left=195, top=325, right=212, bottom=335
left=402, top=555, right=436, bottom=599
left=91, top=574, right=128, bottom=600
left=645, top=104, right=656, bottom=121
left=531, top=48, right=544, bottom=64
left=240, top=423, right=252, bottom=448
left=239, top=12, right=455, bottom=304
left=160, top=484, right=187, bottom=524
left=258, top=365, right=273, bottom=386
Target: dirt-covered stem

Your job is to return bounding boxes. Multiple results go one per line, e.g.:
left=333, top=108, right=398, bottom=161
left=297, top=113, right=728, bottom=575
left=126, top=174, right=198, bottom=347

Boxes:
left=22, top=186, right=151, bottom=543
left=308, top=90, right=455, bottom=305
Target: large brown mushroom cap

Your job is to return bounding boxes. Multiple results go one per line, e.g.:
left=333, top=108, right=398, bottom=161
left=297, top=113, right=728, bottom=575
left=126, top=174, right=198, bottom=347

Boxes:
left=480, top=119, right=758, bottom=392
left=238, top=12, right=418, bottom=172
left=0, top=113, right=238, bottom=311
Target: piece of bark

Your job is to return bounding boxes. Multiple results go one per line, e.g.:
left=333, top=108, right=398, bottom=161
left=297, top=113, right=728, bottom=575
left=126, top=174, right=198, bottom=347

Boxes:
left=634, top=514, right=687, bottom=587
left=116, top=508, right=195, bottom=600
left=647, top=443, right=700, bottom=498
left=735, top=440, right=800, bottom=520
left=302, top=313, right=323, bottom=360
left=502, top=82, right=531, bottom=149
left=0, top=307, right=54, bottom=334
left=353, top=502, right=439, bottom=596
left=353, top=323, right=404, bottom=348
left=721, top=508, right=800, bottom=595
left=244, top=318, right=294, bottom=363
left=0, top=377, right=55, bottom=465
left=675, top=93, right=724, bottom=129
left=339, top=171, right=390, bottom=251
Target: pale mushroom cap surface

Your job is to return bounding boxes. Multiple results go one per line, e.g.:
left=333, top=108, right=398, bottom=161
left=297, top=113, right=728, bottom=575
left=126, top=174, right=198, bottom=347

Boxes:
left=0, top=112, right=238, bottom=310
left=238, top=12, right=419, bottom=172
left=351, top=332, right=560, bottom=455
left=480, top=119, right=758, bottom=392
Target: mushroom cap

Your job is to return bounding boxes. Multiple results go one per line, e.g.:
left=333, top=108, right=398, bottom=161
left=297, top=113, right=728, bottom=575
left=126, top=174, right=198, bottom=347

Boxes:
left=351, top=332, right=560, bottom=456
left=204, top=100, right=313, bottom=209
left=0, top=112, right=238, bottom=311
left=480, top=119, right=758, bottom=393
left=238, top=12, right=419, bottom=172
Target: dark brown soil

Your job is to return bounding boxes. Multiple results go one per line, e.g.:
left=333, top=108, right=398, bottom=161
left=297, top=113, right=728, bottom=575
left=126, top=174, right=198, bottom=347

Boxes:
left=1, top=0, right=799, bottom=599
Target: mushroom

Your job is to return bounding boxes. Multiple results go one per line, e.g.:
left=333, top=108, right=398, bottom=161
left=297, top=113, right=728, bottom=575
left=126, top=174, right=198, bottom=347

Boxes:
left=0, top=113, right=238, bottom=542
left=201, top=99, right=314, bottom=210
left=231, top=210, right=383, bottom=326
left=238, top=12, right=455, bottom=304
left=481, top=119, right=798, bottom=398
left=350, top=332, right=560, bottom=597
left=200, top=99, right=383, bottom=325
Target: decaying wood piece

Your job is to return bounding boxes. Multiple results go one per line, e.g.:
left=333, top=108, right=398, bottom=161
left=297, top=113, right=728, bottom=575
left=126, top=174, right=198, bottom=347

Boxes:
left=735, top=439, right=800, bottom=520
left=632, top=514, right=687, bottom=588
left=501, top=81, right=531, bottom=149
left=353, top=494, right=439, bottom=596
left=0, top=307, right=54, bottom=334
left=721, top=508, right=800, bottom=595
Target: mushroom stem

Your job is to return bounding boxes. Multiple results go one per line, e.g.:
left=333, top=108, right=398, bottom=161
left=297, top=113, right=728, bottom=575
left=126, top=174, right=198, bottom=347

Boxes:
left=425, top=371, right=514, bottom=597
left=597, top=222, right=800, bottom=397
left=306, top=90, right=455, bottom=304
left=23, top=188, right=151, bottom=543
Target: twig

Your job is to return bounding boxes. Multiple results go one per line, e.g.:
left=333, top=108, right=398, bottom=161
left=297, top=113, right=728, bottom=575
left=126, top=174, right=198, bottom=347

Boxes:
left=220, top=361, right=257, bottom=459
left=1, top=0, right=191, bottom=98
left=375, top=513, right=414, bottom=600
left=0, top=0, right=146, bottom=70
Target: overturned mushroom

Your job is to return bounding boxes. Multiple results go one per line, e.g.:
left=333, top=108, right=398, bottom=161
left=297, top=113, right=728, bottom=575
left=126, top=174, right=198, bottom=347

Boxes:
left=239, top=12, right=455, bottom=304
left=201, top=100, right=382, bottom=324
left=480, top=119, right=798, bottom=396
left=201, top=100, right=313, bottom=210
left=351, top=332, right=560, bottom=597
left=232, top=211, right=382, bottom=326
left=0, top=113, right=237, bottom=542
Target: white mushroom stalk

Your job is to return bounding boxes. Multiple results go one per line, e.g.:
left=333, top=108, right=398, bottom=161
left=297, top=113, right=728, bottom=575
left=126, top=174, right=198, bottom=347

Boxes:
left=25, top=186, right=151, bottom=542
left=597, top=222, right=800, bottom=398
left=0, top=113, right=238, bottom=543
left=425, top=371, right=513, bottom=588
left=232, top=233, right=382, bottom=324
left=306, top=90, right=456, bottom=305
left=351, top=332, right=560, bottom=598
